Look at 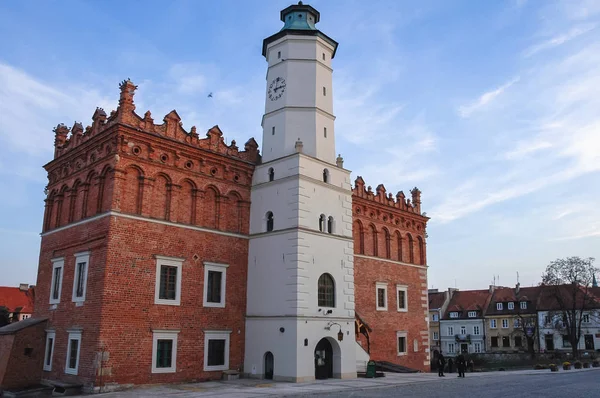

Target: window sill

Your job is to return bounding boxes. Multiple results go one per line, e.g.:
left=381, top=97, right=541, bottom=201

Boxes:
left=376, top=307, right=388, bottom=311
left=204, top=365, right=228, bottom=372
left=49, top=304, right=58, bottom=310
left=155, top=299, right=181, bottom=306
left=397, top=352, right=407, bottom=357
left=203, top=302, right=226, bottom=308
left=152, top=367, right=176, bottom=374
left=65, top=368, right=78, bottom=376
left=397, top=308, right=408, bottom=312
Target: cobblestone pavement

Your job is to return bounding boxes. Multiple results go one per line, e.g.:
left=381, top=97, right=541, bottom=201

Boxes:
left=84, top=368, right=600, bottom=397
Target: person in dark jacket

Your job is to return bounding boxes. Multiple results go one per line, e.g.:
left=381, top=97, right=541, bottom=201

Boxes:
left=437, top=353, right=446, bottom=377
left=456, top=353, right=466, bottom=377
left=447, top=357, right=454, bottom=373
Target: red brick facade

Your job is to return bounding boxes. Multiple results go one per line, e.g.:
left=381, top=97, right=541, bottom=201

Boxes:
left=352, top=179, right=430, bottom=370
left=30, top=80, right=429, bottom=391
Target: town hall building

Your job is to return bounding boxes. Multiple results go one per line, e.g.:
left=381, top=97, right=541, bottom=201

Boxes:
left=0, top=2, right=431, bottom=393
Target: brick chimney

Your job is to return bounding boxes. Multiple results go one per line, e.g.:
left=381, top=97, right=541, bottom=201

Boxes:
left=19, top=283, right=29, bottom=292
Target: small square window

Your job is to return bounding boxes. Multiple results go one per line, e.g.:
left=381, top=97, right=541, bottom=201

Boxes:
left=72, top=251, right=90, bottom=303
left=376, top=283, right=387, bottom=311
left=496, top=303, right=503, bottom=310
left=154, top=256, right=183, bottom=306
left=520, top=301, right=527, bottom=309
left=49, top=258, right=64, bottom=305
left=203, top=262, right=229, bottom=308
left=204, top=331, right=231, bottom=371
left=468, top=311, right=477, bottom=318
left=508, top=302, right=514, bottom=310
left=44, top=331, right=55, bottom=371
left=152, top=330, right=179, bottom=373
left=65, top=330, right=82, bottom=375
left=450, top=312, right=458, bottom=318
left=432, top=314, right=439, bottom=321
left=396, top=331, right=407, bottom=356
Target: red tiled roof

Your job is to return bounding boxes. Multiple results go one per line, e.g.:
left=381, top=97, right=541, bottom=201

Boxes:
left=536, top=284, right=600, bottom=310
left=428, top=292, right=446, bottom=310
left=486, top=286, right=541, bottom=315
left=444, top=289, right=491, bottom=319
left=0, top=286, right=35, bottom=313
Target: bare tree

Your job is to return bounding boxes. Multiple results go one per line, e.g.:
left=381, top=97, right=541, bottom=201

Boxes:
left=541, top=256, right=599, bottom=358
left=511, top=286, right=539, bottom=359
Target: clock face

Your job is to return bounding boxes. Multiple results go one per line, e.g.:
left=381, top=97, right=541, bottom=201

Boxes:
left=268, top=77, right=286, bottom=101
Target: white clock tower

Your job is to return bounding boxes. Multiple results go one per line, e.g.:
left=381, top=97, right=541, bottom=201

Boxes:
left=244, top=2, right=357, bottom=382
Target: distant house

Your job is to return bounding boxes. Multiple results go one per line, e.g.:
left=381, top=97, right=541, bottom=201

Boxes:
left=537, top=284, right=600, bottom=353
left=428, top=288, right=455, bottom=362
left=0, top=284, right=35, bottom=322
left=484, top=285, right=540, bottom=353
left=440, top=289, right=492, bottom=356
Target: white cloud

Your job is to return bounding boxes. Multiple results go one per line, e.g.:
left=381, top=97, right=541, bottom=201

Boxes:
left=523, top=24, right=597, bottom=57
left=504, top=139, right=553, bottom=160
left=457, top=77, right=520, bottom=118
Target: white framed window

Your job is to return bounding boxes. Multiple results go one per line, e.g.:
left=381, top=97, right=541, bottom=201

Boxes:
left=433, top=331, right=439, bottom=340
left=396, top=285, right=408, bottom=312
left=447, top=326, right=454, bottom=336
left=376, top=282, right=388, bottom=311
left=154, top=256, right=184, bottom=306
left=468, top=311, right=477, bottom=318
left=203, top=262, right=229, bottom=308
left=582, top=314, right=590, bottom=323
left=460, top=326, right=466, bottom=335
left=396, top=331, right=407, bottom=356
left=65, top=330, right=82, bottom=375
left=49, top=257, right=64, bottom=304
left=474, top=342, right=481, bottom=353
left=448, top=343, right=455, bottom=353
left=21, top=314, right=30, bottom=320
left=204, top=330, right=231, bottom=371
left=72, top=251, right=90, bottom=303
left=432, top=313, right=439, bottom=322
left=520, top=301, right=527, bottom=309
left=43, top=331, right=56, bottom=371
left=496, top=303, right=503, bottom=310
left=502, top=319, right=509, bottom=328
left=152, top=330, right=179, bottom=373
left=473, top=325, right=480, bottom=335
left=514, top=318, right=521, bottom=328
left=450, top=312, right=458, bottom=318
left=508, top=302, right=514, bottom=310
left=490, top=319, right=497, bottom=328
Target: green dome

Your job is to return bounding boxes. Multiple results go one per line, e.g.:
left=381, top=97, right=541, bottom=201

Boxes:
left=280, top=2, right=319, bottom=31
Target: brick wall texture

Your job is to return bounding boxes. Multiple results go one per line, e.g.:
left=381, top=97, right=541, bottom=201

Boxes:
left=30, top=81, right=430, bottom=390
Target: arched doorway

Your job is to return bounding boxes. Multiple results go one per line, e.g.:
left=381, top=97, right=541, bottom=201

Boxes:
left=264, top=351, right=274, bottom=380
left=314, top=338, right=334, bottom=379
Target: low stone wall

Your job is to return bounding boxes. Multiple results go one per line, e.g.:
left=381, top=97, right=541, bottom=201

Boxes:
left=468, top=351, right=599, bottom=370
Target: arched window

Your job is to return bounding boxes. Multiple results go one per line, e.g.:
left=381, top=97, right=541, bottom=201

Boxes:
left=396, top=232, right=403, bottom=262
left=266, top=211, right=274, bottom=232
left=319, top=214, right=326, bottom=232
left=408, top=234, right=414, bottom=263
left=318, top=273, right=335, bottom=307
left=268, top=168, right=274, bottom=182
left=370, top=224, right=378, bottom=257
left=384, top=228, right=391, bottom=259
left=323, top=169, right=329, bottom=183
left=327, top=216, right=334, bottom=233
left=418, top=236, right=425, bottom=265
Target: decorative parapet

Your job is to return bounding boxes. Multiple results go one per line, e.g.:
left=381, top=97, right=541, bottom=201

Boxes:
left=51, top=79, right=260, bottom=164
left=352, top=176, right=426, bottom=216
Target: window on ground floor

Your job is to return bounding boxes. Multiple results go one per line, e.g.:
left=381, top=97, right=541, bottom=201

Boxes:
left=204, top=331, right=231, bottom=371
left=397, top=331, right=407, bottom=356
left=448, top=343, right=455, bottom=353
left=65, top=330, right=82, bottom=375
left=152, top=330, right=179, bottom=373
left=474, top=342, right=482, bottom=353
left=43, top=331, right=55, bottom=371
left=514, top=336, right=522, bottom=347
left=491, top=336, right=499, bottom=347
left=502, top=336, right=511, bottom=347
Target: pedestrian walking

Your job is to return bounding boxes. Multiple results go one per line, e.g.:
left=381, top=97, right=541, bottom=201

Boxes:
left=457, top=353, right=466, bottom=378
left=437, top=353, right=446, bottom=377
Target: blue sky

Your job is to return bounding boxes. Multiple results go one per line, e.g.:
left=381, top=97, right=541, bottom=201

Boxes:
left=1, top=0, right=599, bottom=290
